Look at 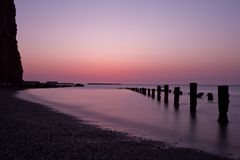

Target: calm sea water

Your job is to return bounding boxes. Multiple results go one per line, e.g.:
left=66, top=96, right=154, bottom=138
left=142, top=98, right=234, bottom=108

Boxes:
left=17, top=84, right=240, bottom=159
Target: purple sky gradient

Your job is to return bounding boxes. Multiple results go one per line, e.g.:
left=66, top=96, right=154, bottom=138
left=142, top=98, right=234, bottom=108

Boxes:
left=15, top=0, right=240, bottom=84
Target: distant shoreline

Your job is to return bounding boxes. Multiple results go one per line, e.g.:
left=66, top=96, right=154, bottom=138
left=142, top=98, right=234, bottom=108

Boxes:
left=88, top=83, right=122, bottom=85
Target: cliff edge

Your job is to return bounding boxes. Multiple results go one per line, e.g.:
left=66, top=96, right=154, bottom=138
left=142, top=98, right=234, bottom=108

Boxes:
left=0, top=0, right=23, bottom=84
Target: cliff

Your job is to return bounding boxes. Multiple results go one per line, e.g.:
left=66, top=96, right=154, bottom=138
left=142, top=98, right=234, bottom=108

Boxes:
left=0, top=0, right=23, bottom=84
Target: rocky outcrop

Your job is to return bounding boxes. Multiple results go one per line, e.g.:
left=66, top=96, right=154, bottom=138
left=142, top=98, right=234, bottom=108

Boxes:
left=0, top=0, right=23, bottom=84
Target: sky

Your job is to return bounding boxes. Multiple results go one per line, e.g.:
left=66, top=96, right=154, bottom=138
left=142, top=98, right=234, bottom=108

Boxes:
left=15, top=0, right=240, bottom=84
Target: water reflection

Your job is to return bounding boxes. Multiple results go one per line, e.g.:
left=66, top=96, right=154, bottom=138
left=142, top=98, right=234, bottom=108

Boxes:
left=164, top=103, right=169, bottom=113
left=174, top=106, right=179, bottom=112
left=164, top=102, right=169, bottom=107
left=157, top=94, right=161, bottom=102
left=173, top=103, right=180, bottom=137
left=218, top=124, right=228, bottom=155
left=18, top=87, right=240, bottom=159
left=188, top=113, right=197, bottom=142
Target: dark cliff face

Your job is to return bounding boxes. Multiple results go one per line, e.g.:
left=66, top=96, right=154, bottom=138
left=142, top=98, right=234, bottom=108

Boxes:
left=0, top=0, right=23, bottom=84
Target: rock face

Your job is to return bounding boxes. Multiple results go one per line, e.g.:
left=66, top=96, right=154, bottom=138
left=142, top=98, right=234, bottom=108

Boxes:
left=0, top=0, right=23, bottom=84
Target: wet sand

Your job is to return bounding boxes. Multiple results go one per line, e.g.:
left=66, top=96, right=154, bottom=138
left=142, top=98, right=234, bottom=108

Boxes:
left=0, top=89, right=233, bottom=160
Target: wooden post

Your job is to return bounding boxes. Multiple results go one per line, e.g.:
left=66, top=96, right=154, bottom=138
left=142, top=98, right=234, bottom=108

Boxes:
left=190, top=83, right=197, bottom=113
left=174, top=87, right=180, bottom=107
left=152, top=89, right=155, bottom=99
left=218, top=86, right=229, bottom=124
left=157, top=85, right=161, bottom=92
left=157, top=85, right=161, bottom=101
left=136, top=88, right=139, bottom=93
left=147, top=89, right=151, bottom=97
left=142, top=88, right=146, bottom=95
left=207, top=93, right=213, bottom=101
left=164, top=85, right=169, bottom=103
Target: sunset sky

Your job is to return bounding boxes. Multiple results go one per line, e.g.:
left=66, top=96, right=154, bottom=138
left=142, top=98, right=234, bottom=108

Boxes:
left=15, top=0, right=240, bottom=84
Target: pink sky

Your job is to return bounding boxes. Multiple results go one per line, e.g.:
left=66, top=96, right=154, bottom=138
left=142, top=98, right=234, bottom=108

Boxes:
left=15, top=0, right=240, bottom=84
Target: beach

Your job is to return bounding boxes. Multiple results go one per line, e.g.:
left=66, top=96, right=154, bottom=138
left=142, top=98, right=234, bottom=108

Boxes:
left=0, top=88, right=234, bottom=160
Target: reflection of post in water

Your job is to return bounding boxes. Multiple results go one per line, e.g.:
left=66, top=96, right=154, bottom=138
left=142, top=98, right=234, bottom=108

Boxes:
left=188, top=112, right=197, bottom=142
left=217, top=124, right=228, bottom=155
left=173, top=101, right=180, bottom=135
left=174, top=104, right=179, bottom=112
left=164, top=102, right=169, bottom=111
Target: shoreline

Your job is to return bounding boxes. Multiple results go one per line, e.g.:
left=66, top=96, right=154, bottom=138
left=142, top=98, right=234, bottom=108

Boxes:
left=0, top=89, right=234, bottom=160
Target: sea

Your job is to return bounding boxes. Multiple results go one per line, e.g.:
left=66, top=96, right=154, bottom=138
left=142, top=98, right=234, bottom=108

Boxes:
left=17, top=84, right=240, bottom=159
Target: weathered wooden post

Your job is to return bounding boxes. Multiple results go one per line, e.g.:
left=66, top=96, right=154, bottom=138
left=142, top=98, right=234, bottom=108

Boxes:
left=157, top=85, right=161, bottom=101
left=174, top=87, right=180, bottom=107
left=147, top=89, right=151, bottom=97
left=207, top=93, right=213, bottom=101
left=190, top=83, right=197, bottom=113
left=164, top=85, right=169, bottom=103
left=136, top=88, right=139, bottom=93
left=152, top=89, right=155, bottom=99
left=218, top=86, right=229, bottom=124
left=140, top=88, right=142, bottom=94
left=142, top=88, right=146, bottom=95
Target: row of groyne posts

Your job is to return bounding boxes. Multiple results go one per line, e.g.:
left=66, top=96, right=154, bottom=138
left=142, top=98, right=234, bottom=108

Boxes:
left=127, top=83, right=229, bottom=124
